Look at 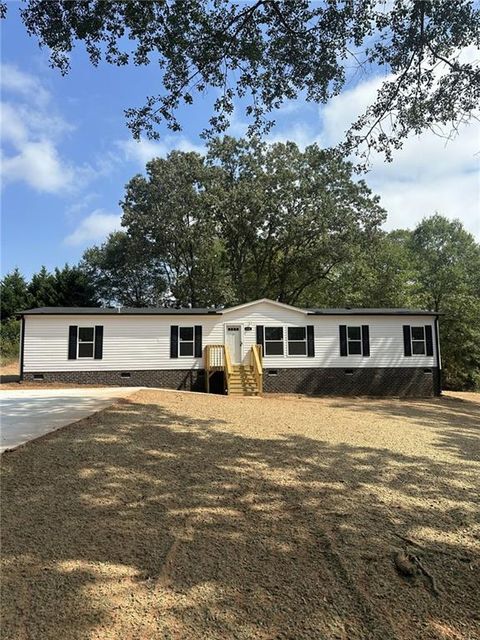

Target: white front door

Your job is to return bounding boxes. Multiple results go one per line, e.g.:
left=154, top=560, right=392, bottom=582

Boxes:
left=226, top=325, right=242, bottom=364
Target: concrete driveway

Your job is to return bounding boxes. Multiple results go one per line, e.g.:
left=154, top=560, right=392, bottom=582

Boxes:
left=0, top=388, right=141, bottom=452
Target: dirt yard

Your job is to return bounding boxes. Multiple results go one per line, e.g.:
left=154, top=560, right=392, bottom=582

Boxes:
left=0, top=360, right=18, bottom=376
left=0, top=360, right=19, bottom=385
left=1, top=390, right=479, bottom=640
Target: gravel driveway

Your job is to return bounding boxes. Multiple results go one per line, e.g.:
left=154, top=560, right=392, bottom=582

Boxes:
left=1, top=390, right=479, bottom=639
left=0, top=387, right=141, bottom=452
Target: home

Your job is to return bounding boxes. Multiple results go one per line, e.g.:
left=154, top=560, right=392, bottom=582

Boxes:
left=18, top=298, right=441, bottom=397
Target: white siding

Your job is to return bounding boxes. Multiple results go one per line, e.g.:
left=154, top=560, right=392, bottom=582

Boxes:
left=221, top=301, right=437, bottom=368
left=23, top=301, right=437, bottom=372
left=24, top=315, right=220, bottom=372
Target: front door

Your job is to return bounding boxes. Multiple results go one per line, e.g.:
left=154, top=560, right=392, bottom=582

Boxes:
left=226, top=325, right=242, bottom=364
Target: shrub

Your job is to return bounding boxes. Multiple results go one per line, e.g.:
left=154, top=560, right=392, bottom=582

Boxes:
left=0, top=319, right=20, bottom=366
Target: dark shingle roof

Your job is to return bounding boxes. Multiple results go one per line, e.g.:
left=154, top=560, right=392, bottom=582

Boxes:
left=307, top=308, right=439, bottom=316
left=18, top=305, right=439, bottom=317
left=18, top=306, right=220, bottom=316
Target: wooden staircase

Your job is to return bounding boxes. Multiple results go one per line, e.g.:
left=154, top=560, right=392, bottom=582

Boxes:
left=205, top=343, right=263, bottom=397
left=228, top=365, right=260, bottom=396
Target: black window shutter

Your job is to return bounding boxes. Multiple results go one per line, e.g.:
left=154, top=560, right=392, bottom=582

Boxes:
left=403, top=325, right=412, bottom=356
left=170, top=326, right=179, bottom=358
left=307, top=325, right=315, bottom=357
left=361, top=325, right=370, bottom=357
left=339, top=325, right=347, bottom=357
left=256, top=325, right=264, bottom=354
left=425, top=325, right=434, bottom=357
left=194, top=325, right=202, bottom=358
left=94, top=325, right=104, bottom=359
left=68, top=325, right=78, bottom=360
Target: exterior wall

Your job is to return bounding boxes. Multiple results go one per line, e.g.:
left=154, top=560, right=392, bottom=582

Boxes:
left=23, top=315, right=220, bottom=373
left=221, top=302, right=437, bottom=369
left=262, top=367, right=440, bottom=397
left=23, top=369, right=206, bottom=391
left=23, top=301, right=438, bottom=377
left=23, top=367, right=440, bottom=397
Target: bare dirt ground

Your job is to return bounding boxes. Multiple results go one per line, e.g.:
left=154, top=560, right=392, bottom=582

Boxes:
left=1, top=390, right=479, bottom=640
left=0, top=360, right=19, bottom=384
left=0, top=381, right=108, bottom=389
left=0, top=360, right=19, bottom=376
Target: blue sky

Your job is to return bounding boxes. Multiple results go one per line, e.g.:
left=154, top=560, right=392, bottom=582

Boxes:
left=1, top=5, right=479, bottom=278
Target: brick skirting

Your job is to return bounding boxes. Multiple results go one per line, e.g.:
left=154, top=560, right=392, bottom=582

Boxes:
left=23, top=366, right=440, bottom=397
left=22, top=369, right=206, bottom=391
left=262, top=367, right=440, bottom=397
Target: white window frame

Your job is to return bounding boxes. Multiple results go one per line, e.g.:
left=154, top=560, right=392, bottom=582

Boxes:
left=264, top=326, right=284, bottom=357
left=410, top=326, right=426, bottom=355
left=179, top=326, right=195, bottom=357
left=287, top=326, right=307, bottom=356
left=77, top=326, right=96, bottom=359
left=347, top=326, right=362, bottom=356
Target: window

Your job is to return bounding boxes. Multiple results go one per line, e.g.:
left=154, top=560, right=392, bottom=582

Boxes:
left=179, top=326, right=194, bottom=356
left=264, top=327, right=284, bottom=355
left=347, top=326, right=362, bottom=355
left=78, top=327, right=95, bottom=358
left=411, top=326, right=426, bottom=355
left=288, top=327, right=307, bottom=355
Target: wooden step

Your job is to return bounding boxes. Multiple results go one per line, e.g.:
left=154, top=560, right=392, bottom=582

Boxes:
left=229, top=390, right=259, bottom=396
left=228, top=365, right=260, bottom=396
left=230, top=386, right=256, bottom=391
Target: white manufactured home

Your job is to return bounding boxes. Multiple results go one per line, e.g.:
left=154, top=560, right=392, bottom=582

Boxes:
left=18, top=298, right=441, bottom=397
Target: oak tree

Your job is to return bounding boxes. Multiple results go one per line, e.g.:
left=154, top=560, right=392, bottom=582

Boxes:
left=3, top=0, right=479, bottom=161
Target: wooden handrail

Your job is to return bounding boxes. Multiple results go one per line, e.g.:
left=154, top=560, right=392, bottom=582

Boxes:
left=251, top=344, right=263, bottom=395
left=205, top=343, right=262, bottom=396
left=205, top=344, right=225, bottom=372
left=205, top=344, right=232, bottom=394
left=224, top=344, right=233, bottom=394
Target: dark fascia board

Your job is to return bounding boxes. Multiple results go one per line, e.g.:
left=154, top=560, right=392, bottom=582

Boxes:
left=17, top=307, right=221, bottom=317
left=307, top=309, right=441, bottom=316
left=17, top=306, right=441, bottom=318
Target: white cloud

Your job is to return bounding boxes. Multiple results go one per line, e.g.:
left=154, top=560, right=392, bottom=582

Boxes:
left=2, top=140, right=75, bottom=193
left=0, top=63, right=50, bottom=106
left=267, top=122, right=323, bottom=149
left=266, top=53, right=480, bottom=238
left=65, top=192, right=100, bottom=219
left=368, top=129, right=480, bottom=239
left=375, top=172, right=479, bottom=237
left=64, top=209, right=122, bottom=246
left=0, top=101, right=28, bottom=146
left=319, top=72, right=480, bottom=238
left=321, top=74, right=386, bottom=148
left=0, top=63, right=92, bottom=194
left=119, top=136, right=204, bottom=167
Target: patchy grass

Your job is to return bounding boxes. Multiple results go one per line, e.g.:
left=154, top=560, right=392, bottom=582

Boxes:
left=1, top=391, right=479, bottom=639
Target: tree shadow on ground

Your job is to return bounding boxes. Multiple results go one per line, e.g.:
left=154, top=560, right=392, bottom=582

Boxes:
left=0, top=374, right=20, bottom=383
left=331, top=395, right=480, bottom=464
left=1, top=397, right=479, bottom=640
